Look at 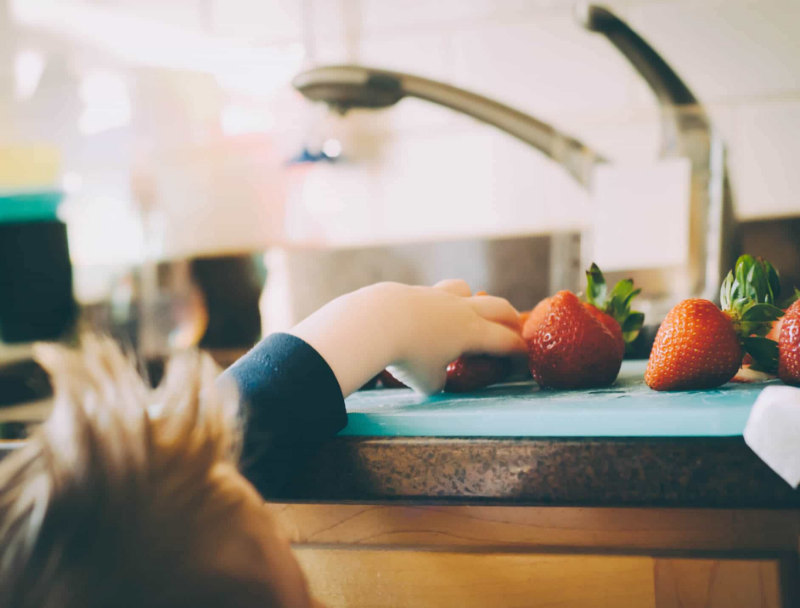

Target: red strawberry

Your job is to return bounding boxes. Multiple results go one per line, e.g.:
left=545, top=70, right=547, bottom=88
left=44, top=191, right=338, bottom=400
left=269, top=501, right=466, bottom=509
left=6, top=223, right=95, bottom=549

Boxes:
left=381, top=357, right=512, bottom=392
left=379, top=369, right=407, bottom=389
left=523, top=265, right=644, bottom=361
left=444, top=290, right=515, bottom=392
left=360, top=374, right=380, bottom=390
left=527, top=290, right=622, bottom=389
left=445, top=355, right=512, bottom=392
left=779, top=299, right=800, bottom=386
left=647, top=255, right=784, bottom=391
left=583, top=302, right=624, bottom=359
left=645, top=299, right=742, bottom=391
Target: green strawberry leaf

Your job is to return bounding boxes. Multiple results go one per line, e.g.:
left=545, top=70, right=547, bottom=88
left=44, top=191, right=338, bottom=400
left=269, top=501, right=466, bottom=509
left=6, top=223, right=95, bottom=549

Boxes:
left=732, top=297, right=750, bottom=312
left=723, top=255, right=786, bottom=341
left=742, top=336, right=779, bottom=374
left=764, top=259, right=780, bottom=303
left=747, top=263, right=768, bottom=303
left=622, top=312, right=644, bottom=334
left=621, top=311, right=644, bottom=337
left=720, top=271, right=734, bottom=310
left=610, top=279, right=634, bottom=300
left=735, top=255, right=756, bottom=300
left=585, top=263, right=606, bottom=306
left=621, top=287, right=642, bottom=310
left=583, top=263, right=645, bottom=345
left=741, top=303, right=785, bottom=323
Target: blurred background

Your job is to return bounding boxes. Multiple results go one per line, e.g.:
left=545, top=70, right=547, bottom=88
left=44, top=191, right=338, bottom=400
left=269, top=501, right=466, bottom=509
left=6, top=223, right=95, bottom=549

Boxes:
left=1, top=0, right=799, bottom=407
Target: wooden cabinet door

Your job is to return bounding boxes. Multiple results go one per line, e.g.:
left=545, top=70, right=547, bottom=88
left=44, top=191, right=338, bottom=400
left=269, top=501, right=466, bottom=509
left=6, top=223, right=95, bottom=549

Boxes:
left=295, top=548, right=787, bottom=608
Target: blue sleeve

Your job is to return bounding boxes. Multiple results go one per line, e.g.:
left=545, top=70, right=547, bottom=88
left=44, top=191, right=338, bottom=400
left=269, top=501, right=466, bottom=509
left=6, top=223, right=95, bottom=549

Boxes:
left=220, top=333, right=347, bottom=496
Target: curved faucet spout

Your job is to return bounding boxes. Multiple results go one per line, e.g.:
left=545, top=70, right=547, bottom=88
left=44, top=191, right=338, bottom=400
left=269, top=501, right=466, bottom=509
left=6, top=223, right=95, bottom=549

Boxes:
left=576, top=4, right=709, bottom=156
left=577, top=4, right=735, bottom=301
left=292, top=65, right=606, bottom=188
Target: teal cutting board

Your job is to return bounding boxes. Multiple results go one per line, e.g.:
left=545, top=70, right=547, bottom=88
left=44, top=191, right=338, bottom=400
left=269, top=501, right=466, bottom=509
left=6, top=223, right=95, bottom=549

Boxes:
left=342, top=360, right=773, bottom=437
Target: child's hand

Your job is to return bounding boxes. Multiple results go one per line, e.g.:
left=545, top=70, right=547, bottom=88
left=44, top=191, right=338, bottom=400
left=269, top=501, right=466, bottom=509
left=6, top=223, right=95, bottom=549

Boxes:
left=290, top=280, right=527, bottom=397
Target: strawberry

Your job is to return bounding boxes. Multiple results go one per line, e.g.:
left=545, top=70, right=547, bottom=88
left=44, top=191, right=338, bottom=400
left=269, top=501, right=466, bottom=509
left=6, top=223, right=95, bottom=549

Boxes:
left=527, top=290, right=623, bottom=389
left=779, top=296, right=800, bottom=386
left=379, top=369, right=407, bottom=389
left=445, top=355, right=512, bottom=392
left=380, top=356, right=513, bottom=392
left=646, top=255, right=785, bottom=391
left=583, top=263, right=644, bottom=357
left=646, top=299, right=743, bottom=391
left=523, top=265, right=644, bottom=358
left=583, top=303, right=624, bottom=358
left=441, top=290, right=515, bottom=392
left=360, top=374, right=380, bottom=390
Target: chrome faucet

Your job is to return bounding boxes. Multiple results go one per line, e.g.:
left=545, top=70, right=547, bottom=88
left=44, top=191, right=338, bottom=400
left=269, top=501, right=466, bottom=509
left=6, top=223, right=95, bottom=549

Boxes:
left=292, top=65, right=605, bottom=188
left=292, top=5, right=735, bottom=315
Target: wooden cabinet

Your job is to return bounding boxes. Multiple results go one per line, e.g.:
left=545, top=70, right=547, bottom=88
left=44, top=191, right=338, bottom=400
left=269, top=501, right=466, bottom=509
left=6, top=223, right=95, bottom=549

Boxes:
left=296, top=550, right=783, bottom=608
left=270, top=504, right=799, bottom=608
left=296, top=550, right=657, bottom=608
left=654, top=558, right=784, bottom=608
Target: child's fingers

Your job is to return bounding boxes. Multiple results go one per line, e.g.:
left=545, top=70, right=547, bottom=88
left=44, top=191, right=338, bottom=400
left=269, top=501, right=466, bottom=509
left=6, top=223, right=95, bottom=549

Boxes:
left=388, top=364, right=447, bottom=396
left=415, top=367, right=448, bottom=396
left=468, top=320, right=529, bottom=356
left=468, top=296, right=521, bottom=332
left=433, top=279, right=471, bottom=297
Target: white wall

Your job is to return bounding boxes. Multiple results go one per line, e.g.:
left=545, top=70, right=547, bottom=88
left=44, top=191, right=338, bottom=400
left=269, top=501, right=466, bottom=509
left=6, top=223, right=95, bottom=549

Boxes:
left=3, top=0, right=799, bottom=260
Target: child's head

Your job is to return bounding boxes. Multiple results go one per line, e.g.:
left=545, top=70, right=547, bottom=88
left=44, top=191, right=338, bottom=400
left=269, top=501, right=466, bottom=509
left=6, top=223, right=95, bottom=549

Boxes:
left=0, top=337, right=317, bottom=608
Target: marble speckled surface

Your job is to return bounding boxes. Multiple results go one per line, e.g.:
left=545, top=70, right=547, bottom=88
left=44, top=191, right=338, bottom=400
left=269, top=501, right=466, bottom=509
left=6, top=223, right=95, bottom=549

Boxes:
left=268, top=436, right=799, bottom=507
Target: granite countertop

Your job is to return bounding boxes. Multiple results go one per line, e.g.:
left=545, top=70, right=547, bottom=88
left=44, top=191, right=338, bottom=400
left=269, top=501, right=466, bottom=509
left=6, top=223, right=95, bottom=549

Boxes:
left=264, top=435, right=797, bottom=508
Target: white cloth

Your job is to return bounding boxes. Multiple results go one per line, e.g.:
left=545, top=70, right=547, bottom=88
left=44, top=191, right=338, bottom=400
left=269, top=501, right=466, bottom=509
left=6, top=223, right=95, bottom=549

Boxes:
left=743, top=385, right=800, bottom=488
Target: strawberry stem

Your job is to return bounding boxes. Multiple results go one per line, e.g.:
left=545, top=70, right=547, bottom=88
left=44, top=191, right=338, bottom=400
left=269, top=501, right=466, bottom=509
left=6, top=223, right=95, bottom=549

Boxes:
left=721, top=255, right=785, bottom=373
left=584, top=263, right=644, bottom=346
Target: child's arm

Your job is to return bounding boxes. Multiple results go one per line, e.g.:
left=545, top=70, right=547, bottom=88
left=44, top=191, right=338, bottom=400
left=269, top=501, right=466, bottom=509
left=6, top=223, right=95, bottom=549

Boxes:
left=221, top=281, right=525, bottom=493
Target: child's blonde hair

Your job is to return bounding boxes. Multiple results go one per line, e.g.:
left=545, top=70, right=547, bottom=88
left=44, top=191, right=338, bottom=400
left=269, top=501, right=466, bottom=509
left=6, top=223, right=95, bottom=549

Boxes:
left=0, top=337, right=291, bottom=608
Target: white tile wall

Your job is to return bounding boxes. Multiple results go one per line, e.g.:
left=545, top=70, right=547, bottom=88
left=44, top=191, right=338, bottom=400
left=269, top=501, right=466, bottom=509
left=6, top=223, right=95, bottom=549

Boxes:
left=308, top=0, right=351, bottom=63
left=732, top=100, right=800, bottom=220
left=358, top=32, right=455, bottom=82
left=358, top=0, right=529, bottom=34
left=209, top=0, right=303, bottom=43
left=451, top=16, right=639, bottom=117
left=104, top=0, right=206, bottom=32
left=627, top=0, right=800, bottom=104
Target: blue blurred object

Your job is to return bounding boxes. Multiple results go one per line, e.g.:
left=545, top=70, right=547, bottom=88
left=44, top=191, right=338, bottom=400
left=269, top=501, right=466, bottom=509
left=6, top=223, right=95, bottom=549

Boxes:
left=286, top=145, right=341, bottom=166
left=0, top=191, right=76, bottom=344
left=0, top=191, right=64, bottom=223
